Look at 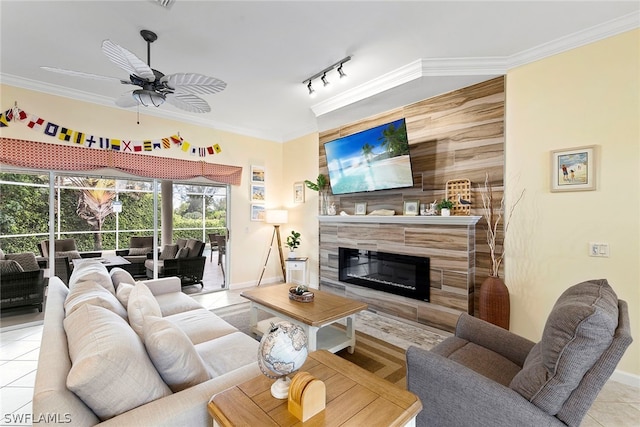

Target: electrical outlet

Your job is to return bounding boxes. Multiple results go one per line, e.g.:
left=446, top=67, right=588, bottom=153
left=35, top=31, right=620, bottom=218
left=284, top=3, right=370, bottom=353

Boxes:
left=589, top=243, right=609, bottom=257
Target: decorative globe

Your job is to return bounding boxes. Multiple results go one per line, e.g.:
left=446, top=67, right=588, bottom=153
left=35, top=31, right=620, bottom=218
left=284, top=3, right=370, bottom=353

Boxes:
left=257, top=321, right=308, bottom=398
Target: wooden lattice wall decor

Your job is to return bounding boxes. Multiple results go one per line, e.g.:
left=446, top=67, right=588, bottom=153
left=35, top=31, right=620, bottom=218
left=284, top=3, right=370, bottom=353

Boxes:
left=446, top=179, right=471, bottom=216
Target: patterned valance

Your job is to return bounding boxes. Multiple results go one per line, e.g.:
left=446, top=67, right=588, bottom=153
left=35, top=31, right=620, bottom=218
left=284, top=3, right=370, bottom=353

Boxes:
left=0, top=138, right=242, bottom=185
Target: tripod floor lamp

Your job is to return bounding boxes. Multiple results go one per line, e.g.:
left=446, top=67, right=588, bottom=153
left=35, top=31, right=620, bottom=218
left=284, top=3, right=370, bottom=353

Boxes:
left=257, top=209, right=288, bottom=286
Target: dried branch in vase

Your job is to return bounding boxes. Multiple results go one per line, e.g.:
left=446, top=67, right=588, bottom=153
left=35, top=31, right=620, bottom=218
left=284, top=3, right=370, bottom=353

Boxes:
left=480, top=173, right=525, bottom=278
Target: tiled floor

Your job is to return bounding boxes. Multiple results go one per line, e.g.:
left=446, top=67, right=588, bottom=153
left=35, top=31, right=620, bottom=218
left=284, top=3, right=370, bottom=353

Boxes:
left=1, top=289, right=638, bottom=426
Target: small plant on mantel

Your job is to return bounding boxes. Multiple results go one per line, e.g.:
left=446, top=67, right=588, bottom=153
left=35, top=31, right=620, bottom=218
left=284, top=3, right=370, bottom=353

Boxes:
left=436, top=199, right=455, bottom=210
left=480, top=173, right=525, bottom=278
left=304, top=174, right=329, bottom=214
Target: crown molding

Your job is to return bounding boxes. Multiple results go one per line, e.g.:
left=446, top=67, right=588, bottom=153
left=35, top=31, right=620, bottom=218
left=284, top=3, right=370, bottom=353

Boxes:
left=0, top=73, right=285, bottom=143
left=312, top=11, right=639, bottom=118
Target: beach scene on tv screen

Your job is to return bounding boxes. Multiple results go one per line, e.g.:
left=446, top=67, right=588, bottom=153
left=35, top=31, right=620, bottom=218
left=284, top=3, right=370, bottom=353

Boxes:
left=325, top=118, right=413, bottom=195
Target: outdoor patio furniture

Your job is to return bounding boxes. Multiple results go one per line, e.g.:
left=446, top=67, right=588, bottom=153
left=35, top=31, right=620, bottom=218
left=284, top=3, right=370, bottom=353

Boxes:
left=0, top=251, right=45, bottom=312
left=115, top=236, right=154, bottom=277
left=145, top=239, right=206, bottom=288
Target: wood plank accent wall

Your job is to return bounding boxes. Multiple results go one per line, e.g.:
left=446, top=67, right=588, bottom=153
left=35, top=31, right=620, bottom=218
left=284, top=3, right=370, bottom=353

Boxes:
left=317, top=77, right=505, bottom=332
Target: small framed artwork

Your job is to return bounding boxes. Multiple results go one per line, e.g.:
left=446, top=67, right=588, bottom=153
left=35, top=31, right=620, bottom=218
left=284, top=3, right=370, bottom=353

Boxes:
left=251, top=165, right=265, bottom=183
left=250, top=204, right=265, bottom=221
left=250, top=184, right=265, bottom=202
left=403, top=200, right=419, bottom=215
left=550, top=145, right=596, bottom=192
left=354, top=202, right=367, bottom=215
left=293, top=182, right=305, bottom=203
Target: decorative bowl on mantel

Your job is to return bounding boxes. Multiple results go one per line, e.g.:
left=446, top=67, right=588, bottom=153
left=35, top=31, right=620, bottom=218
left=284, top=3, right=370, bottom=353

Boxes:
left=289, top=287, right=314, bottom=303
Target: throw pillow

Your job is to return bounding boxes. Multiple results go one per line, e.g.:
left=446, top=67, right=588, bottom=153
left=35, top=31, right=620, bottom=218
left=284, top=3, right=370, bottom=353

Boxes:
left=5, top=252, right=40, bottom=272
left=128, top=246, right=151, bottom=256
left=110, top=268, right=135, bottom=291
left=64, top=280, right=128, bottom=320
left=68, top=260, right=116, bottom=295
left=175, top=247, right=190, bottom=259
left=55, top=250, right=82, bottom=260
left=128, top=282, right=162, bottom=337
left=509, top=279, right=618, bottom=415
left=115, top=282, right=134, bottom=308
left=143, top=316, right=210, bottom=392
left=0, top=259, right=24, bottom=274
left=159, top=244, right=179, bottom=260
left=64, top=304, right=171, bottom=421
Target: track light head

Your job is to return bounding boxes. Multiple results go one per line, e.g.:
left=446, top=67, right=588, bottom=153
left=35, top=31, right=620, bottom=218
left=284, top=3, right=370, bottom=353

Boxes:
left=337, top=64, right=347, bottom=79
left=321, top=72, right=330, bottom=87
left=307, top=80, right=316, bottom=97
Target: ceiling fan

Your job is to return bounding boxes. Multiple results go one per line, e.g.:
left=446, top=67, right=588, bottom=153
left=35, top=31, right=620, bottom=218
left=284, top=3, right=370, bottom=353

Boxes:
left=41, top=29, right=225, bottom=113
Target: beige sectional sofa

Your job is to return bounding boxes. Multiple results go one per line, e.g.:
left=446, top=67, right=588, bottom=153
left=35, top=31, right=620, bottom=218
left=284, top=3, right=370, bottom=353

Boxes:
left=33, top=261, right=261, bottom=426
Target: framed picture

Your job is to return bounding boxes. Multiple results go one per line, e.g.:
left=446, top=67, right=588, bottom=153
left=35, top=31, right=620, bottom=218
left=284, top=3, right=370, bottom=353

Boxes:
left=250, top=204, right=265, bottom=221
left=251, top=165, right=265, bottom=183
left=550, top=145, right=596, bottom=192
left=354, top=202, right=367, bottom=215
left=403, top=200, right=419, bottom=215
left=250, top=184, right=265, bottom=202
left=293, top=182, right=305, bottom=203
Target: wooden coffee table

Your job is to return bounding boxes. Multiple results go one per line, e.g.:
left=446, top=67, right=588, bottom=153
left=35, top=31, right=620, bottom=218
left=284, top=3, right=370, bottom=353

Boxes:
left=241, top=284, right=367, bottom=354
left=208, top=350, right=422, bottom=427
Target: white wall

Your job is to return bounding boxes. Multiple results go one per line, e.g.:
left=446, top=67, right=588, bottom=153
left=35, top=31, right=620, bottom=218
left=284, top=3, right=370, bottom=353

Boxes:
left=505, top=29, right=639, bottom=377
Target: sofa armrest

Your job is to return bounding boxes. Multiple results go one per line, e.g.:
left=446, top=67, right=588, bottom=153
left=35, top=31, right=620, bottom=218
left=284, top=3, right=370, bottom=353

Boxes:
left=406, top=346, right=563, bottom=427
left=97, top=363, right=262, bottom=427
left=142, top=277, right=181, bottom=295
left=455, top=313, right=535, bottom=367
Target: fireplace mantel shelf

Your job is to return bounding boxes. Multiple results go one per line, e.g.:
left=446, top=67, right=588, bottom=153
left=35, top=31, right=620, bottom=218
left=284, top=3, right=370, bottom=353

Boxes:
left=318, top=215, right=482, bottom=225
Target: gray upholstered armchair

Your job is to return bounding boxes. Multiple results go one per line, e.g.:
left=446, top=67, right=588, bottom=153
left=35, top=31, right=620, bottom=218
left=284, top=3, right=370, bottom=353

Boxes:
left=406, top=279, right=632, bottom=427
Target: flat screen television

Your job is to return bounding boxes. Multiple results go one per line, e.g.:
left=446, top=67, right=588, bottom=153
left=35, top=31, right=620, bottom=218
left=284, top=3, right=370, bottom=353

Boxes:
left=324, top=118, right=413, bottom=195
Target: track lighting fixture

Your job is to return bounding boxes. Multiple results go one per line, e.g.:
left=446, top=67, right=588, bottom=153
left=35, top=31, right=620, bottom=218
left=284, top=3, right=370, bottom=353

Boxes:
left=302, top=56, right=351, bottom=96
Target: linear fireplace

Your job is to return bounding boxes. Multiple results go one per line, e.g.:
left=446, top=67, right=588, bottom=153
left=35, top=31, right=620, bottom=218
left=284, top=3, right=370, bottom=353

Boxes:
left=338, top=247, right=430, bottom=302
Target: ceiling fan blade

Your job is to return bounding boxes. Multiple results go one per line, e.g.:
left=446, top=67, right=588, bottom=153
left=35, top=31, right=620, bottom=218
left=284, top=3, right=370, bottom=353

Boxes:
left=161, top=73, right=226, bottom=95
left=41, top=66, right=131, bottom=84
left=115, top=92, right=139, bottom=108
left=102, top=40, right=155, bottom=82
left=165, top=93, right=211, bottom=113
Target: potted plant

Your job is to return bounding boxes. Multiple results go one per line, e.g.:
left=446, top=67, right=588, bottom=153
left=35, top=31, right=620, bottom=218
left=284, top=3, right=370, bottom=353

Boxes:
left=437, top=199, right=454, bottom=216
left=285, top=230, right=301, bottom=258
left=304, top=174, right=329, bottom=215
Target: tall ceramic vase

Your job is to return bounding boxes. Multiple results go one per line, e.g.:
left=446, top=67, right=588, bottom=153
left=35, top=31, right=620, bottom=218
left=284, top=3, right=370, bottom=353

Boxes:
left=479, top=276, right=510, bottom=329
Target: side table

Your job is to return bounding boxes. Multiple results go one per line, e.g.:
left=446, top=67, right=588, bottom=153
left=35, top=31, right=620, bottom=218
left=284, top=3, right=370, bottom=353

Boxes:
left=208, top=350, right=422, bottom=426
left=285, top=256, right=308, bottom=286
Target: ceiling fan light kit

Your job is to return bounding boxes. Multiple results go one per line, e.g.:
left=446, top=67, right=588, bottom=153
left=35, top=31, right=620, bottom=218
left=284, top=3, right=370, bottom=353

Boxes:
left=303, top=56, right=351, bottom=97
left=41, top=29, right=225, bottom=114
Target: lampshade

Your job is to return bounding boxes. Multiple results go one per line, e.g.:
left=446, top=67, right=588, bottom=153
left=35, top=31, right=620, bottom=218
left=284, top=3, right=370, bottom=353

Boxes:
left=266, top=209, right=288, bottom=225
left=132, top=89, right=165, bottom=107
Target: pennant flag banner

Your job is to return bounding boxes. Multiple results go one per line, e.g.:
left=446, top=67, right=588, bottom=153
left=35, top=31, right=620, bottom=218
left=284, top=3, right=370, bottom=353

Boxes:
left=1, top=107, right=222, bottom=157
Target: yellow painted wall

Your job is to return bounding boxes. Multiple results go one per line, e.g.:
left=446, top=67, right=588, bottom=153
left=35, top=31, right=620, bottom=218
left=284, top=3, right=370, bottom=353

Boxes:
left=282, top=133, right=320, bottom=288
left=0, top=85, right=285, bottom=287
left=505, top=29, right=639, bottom=377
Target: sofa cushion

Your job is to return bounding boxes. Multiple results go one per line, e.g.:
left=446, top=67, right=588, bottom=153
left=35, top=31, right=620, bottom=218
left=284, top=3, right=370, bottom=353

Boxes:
left=56, top=249, right=82, bottom=260
left=0, top=259, right=24, bottom=274
left=143, top=316, right=210, bottom=392
left=110, top=267, right=136, bottom=291
left=128, top=246, right=151, bottom=256
left=64, top=280, right=127, bottom=320
left=165, top=309, right=238, bottom=345
left=175, top=238, right=188, bottom=248
left=128, top=282, right=162, bottom=337
left=176, top=247, right=190, bottom=258
left=115, top=282, right=134, bottom=308
left=154, top=292, right=203, bottom=317
left=196, top=332, right=260, bottom=378
left=509, top=279, right=618, bottom=415
left=69, top=261, right=115, bottom=295
left=64, top=304, right=171, bottom=421
left=159, top=244, right=179, bottom=260
left=5, top=252, right=40, bottom=272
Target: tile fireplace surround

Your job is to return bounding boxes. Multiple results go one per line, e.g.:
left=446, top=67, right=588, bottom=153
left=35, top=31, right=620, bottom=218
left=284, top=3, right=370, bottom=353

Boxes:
left=319, top=215, right=481, bottom=332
